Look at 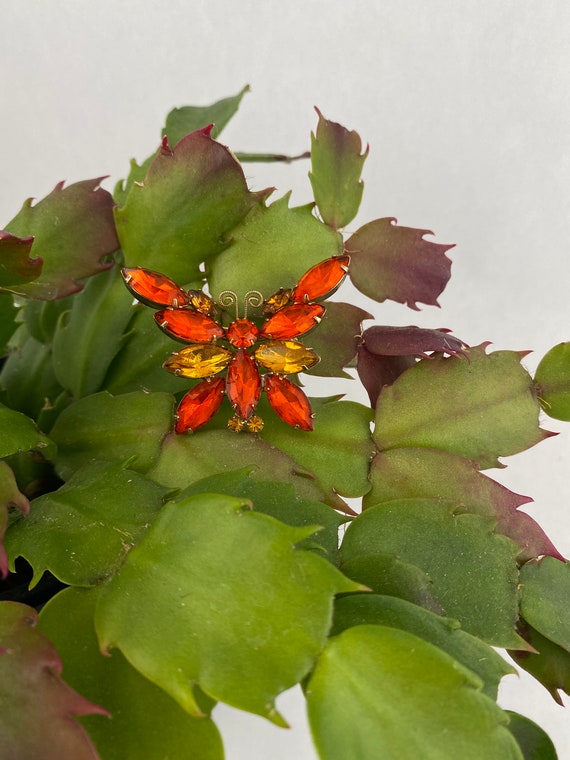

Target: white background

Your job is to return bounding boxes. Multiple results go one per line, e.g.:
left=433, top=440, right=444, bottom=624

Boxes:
left=1, top=1, right=569, bottom=757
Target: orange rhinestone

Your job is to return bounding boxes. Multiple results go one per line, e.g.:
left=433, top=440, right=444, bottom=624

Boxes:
left=291, top=255, right=350, bottom=303
left=259, top=303, right=325, bottom=340
left=226, top=319, right=259, bottom=348
left=122, top=267, right=189, bottom=308
left=263, top=288, right=294, bottom=315
left=265, top=374, right=314, bottom=430
left=175, top=377, right=225, bottom=433
left=154, top=309, right=224, bottom=343
left=226, top=349, right=261, bottom=419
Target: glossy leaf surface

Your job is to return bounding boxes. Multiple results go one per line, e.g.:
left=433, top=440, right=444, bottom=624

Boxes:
left=347, top=217, right=453, bottom=309
left=374, top=346, right=551, bottom=468
left=49, top=391, right=174, bottom=479
left=5, top=179, right=118, bottom=300
left=95, top=494, right=360, bottom=723
left=534, top=342, right=570, bottom=421
left=0, top=602, right=106, bottom=760
left=309, top=109, right=367, bottom=229
left=340, top=499, right=523, bottom=647
left=0, top=231, right=41, bottom=288
left=0, top=403, right=55, bottom=460
left=39, top=587, right=224, bottom=760
left=306, top=625, right=522, bottom=760
left=5, top=462, right=168, bottom=587
left=115, top=127, right=263, bottom=285
left=331, top=594, right=514, bottom=700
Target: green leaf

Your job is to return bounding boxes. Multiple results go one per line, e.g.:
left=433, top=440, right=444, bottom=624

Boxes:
left=509, top=622, right=570, bottom=704
left=306, top=301, right=372, bottom=378
left=115, top=126, right=264, bottom=285
left=332, top=595, right=514, bottom=700
left=306, top=625, right=523, bottom=760
left=366, top=447, right=563, bottom=562
left=48, top=391, right=174, bottom=479
left=0, top=295, right=19, bottom=356
left=535, top=342, right=570, bottom=421
left=505, top=711, right=558, bottom=760
left=52, top=264, right=134, bottom=398
left=520, top=557, right=570, bottom=653
left=259, top=396, right=375, bottom=504
left=163, top=84, right=250, bottom=145
left=0, top=231, right=41, bottom=288
left=309, top=109, right=368, bottom=229
left=0, top=601, right=106, bottom=759
left=0, top=403, right=55, bottom=460
left=21, top=295, right=74, bottom=344
left=95, top=494, right=360, bottom=724
left=206, top=195, right=342, bottom=311
left=0, top=461, right=29, bottom=578
left=374, top=345, right=551, bottom=468
left=346, top=217, right=454, bottom=309
left=5, top=462, right=169, bottom=587
left=147, top=429, right=327, bottom=505
left=4, top=179, right=119, bottom=300
left=340, top=499, right=523, bottom=647
left=177, top=468, right=347, bottom=562
left=39, top=587, right=224, bottom=760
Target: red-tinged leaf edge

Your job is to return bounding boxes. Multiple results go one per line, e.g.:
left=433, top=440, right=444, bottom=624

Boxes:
left=357, top=347, right=416, bottom=408
left=346, top=217, right=454, bottom=310
left=0, top=231, right=42, bottom=289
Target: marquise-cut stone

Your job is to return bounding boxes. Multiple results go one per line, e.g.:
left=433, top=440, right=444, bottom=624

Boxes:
left=254, top=340, right=320, bottom=374
left=227, top=319, right=259, bottom=348
left=226, top=349, right=261, bottom=418
left=187, top=290, right=217, bottom=316
left=122, top=267, right=189, bottom=308
left=265, top=374, right=314, bottom=430
left=263, top=288, right=293, bottom=315
left=154, top=309, right=224, bottom=343
left=291, top=255, right=350, bottom=302
left=175, top=377, right=225, bottom=433
left=163, top=344, right=232, bottom=378
left=259, top=303, right=325, bottom=340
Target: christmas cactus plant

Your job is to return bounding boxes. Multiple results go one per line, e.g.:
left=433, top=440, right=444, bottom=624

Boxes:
left=1, top=86, right=569, bottom=759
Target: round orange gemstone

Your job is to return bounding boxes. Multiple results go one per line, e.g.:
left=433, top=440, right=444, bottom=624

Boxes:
left=154, top=309, right=224, bottom=343
left=291, top=255, right=350, bottom=303
left=122, top=267, right=189, bottom=308
left=259, top=303, right=325, bottom=340
left=226, top=349, right=261, bottom=419
left=264, top=374, right=314, bottom=430
left=175, top=377, right=225, bottom=433
left=227, top=319, right=259, bottom=348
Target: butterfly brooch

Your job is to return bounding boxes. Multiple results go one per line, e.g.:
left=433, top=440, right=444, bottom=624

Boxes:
left=121, top=255, right=350, bottom=433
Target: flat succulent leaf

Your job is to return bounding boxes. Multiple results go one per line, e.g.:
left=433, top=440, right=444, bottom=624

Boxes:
left=0, top=601, right=106, bottom=759
left=115, top=126, right=264, bottom=284
left=362, top=324, right=469, bottom=359
left=519, top=557, right=570, bottom=652
left=48, top=391, right=174, bottom=480
left=52, top=265, right=135, bottom=398
left=103, top=305, right=191, bottom=394
left=0, top=402, right=55, bottom=460
left=374, top=345, right=552, bottom=468
left=0, top=331, right=65, bottom=421
left=505, top=711, right=558, bottom=760
left=259, top=396, right=375, bottom=504
left=309, top=109, right=368, bottom=229
left=21, top=295, right=74, bottom=345
left=305, top=301, right=372, bottom=377
left=509, top=622, right=570, bottom=705
left=0, top=461, right=29, bottom=578
left=206, top=195, right=342, bottom=310
left=366, top=448, right=563, bottom=562
left=0, top=230, right=41, bottom=288
left=306, top=625, right=522, bottom=760
left=332, top=595, right=514, bottom=700
left=346, top=217, right=453, bottom=309
left=147, top=430, right=327, bottom=505
left=5, top=462, right=169, bottom=587
left=4, top=179, right=118, bottom=300
left=357, top=345, right=416, bottom=407
left=340, top=499, right=523, bottom=647
left=178, top=468, right=347, bottom=561
left=95, top=494, right=360, bottom=724
left=39, top=587, right=224, bottom=760
left=535, top=342, right=570, bottom=421
left=0, top=295, right=18, bottom=356
left=164, top=84, right=250, bottom=145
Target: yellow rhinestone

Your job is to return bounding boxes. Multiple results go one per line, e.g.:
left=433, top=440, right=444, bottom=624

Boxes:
left=263, top=288, right=293, bottom=315
left=246, top=415, right=264, bottom=432
left=254, top=340, right=320, bottom=374
left=227, top=415, right=246, bottom=432
left=163, top=344, right=232, bottom=378
left=188, top=290, right=217, bottom=316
